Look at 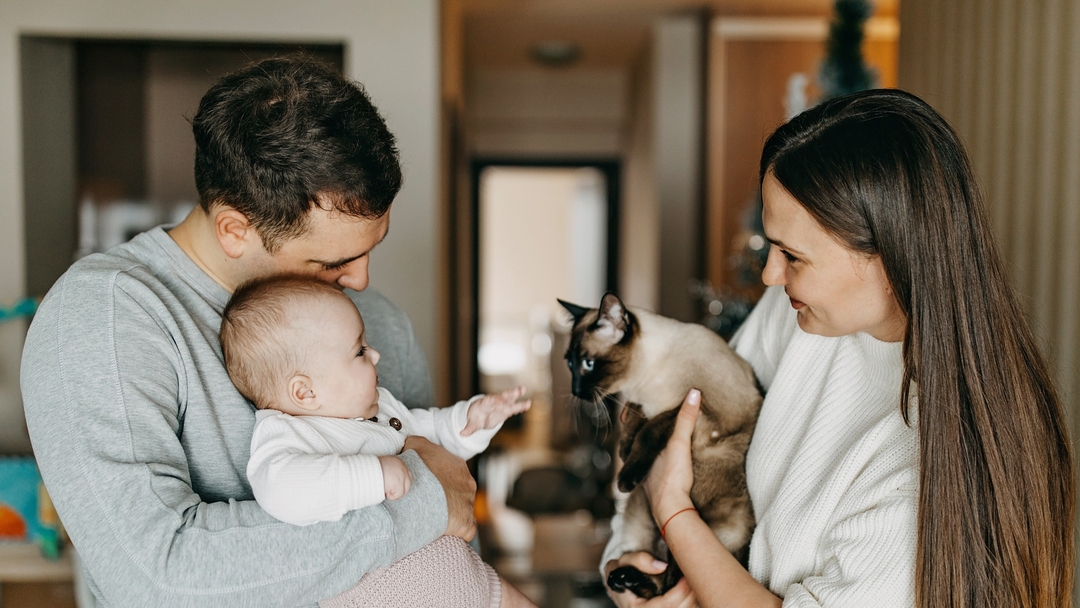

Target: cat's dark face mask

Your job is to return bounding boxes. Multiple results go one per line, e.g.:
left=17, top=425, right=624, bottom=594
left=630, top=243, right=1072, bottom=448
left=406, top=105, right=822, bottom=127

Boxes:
left=559, top=293, right=636, bottom=401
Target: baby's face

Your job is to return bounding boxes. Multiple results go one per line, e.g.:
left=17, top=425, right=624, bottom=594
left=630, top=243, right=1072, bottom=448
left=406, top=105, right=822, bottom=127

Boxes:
left=299, top=295, right=381, bottom=419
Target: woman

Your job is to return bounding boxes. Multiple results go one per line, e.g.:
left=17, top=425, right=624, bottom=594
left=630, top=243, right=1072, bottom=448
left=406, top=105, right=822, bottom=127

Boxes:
left=604, top=89, right=1075, bottom=608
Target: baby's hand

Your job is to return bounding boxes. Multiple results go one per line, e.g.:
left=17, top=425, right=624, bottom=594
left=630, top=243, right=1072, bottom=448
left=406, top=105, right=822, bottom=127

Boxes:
left=461, top=386, right=531, bottom=436
left=380, top=455, right=412, bottom=500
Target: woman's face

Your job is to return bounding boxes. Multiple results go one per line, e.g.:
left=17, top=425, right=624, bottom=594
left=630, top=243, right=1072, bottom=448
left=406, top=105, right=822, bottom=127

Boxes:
left=760, top=171, right=906, bottom=342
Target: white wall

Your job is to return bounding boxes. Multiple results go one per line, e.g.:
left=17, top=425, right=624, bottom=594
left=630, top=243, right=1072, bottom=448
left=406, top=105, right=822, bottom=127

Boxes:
left=0, top=0, right=439, bottom=453
left=653, top=15, right=704, bottom=323
left=619, top=44, right=660, bottom=312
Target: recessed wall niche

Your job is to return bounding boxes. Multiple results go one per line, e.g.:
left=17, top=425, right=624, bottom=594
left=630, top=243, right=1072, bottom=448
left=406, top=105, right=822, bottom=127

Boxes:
left=20, top=38, right=344, bottom=298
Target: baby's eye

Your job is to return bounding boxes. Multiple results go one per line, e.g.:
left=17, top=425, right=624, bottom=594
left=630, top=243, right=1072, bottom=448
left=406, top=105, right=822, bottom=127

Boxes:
left=357, top=346, right=367, bottom=357
left=582, top=359, right=595, bottom=372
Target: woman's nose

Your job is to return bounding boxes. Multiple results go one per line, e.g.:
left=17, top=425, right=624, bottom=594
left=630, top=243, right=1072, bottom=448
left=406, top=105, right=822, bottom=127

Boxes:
left=761, top=247, right=786, bottom=286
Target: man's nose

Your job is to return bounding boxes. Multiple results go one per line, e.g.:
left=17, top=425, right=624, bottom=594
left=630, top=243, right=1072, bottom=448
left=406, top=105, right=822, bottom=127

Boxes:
left=336, top=266, right=370, bottom=292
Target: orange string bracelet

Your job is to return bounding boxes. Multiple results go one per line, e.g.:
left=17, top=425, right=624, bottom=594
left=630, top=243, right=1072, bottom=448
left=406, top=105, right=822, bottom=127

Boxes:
left=660, top=507, right=697, bottom=538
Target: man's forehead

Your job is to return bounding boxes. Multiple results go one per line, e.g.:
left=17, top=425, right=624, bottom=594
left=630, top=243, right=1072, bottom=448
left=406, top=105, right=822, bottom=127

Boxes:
left=286, top=209, right=389, bottom=253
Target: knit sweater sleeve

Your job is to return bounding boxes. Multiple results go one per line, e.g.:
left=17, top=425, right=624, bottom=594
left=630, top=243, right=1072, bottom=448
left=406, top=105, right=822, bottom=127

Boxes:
left=777, top=399, right=920, bottom=608
left=779, top=419, right=918, bottom=608
left=380, top=389, right=497, bottom=460
left=247, top=413, right=387, bottom=526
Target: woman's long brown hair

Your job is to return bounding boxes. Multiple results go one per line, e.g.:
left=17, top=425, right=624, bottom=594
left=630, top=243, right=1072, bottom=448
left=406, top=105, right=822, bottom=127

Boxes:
left=760, top=89, right=1075, bottom=608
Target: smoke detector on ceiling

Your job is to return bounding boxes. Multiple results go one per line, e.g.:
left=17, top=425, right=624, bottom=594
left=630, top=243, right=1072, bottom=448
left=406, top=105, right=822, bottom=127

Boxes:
left=529, top=40, right=582, bottom=67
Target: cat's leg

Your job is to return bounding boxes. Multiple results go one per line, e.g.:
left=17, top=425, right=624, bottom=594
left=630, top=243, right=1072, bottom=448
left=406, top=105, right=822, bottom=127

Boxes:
left=688, top=417, right=757, bottom=561
left=606, top=487, right=667, bottom=599
left=617, top=406, right=680, bottom=493
left=618, top=402, right=648, bottom=462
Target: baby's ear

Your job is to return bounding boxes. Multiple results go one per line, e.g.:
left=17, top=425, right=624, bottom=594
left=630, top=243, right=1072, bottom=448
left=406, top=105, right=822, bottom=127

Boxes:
left=288, top=375, right=319, bottom=411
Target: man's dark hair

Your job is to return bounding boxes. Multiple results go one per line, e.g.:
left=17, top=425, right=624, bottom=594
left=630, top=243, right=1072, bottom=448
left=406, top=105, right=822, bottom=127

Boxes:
left=192, top=56, right=402, bottom=252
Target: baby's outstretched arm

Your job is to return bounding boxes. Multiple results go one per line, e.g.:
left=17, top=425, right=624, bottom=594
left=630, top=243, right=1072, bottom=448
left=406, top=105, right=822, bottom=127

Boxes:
left=461, top=386, right=531, bottom=436
left=379, top=455, right=412, bottom=500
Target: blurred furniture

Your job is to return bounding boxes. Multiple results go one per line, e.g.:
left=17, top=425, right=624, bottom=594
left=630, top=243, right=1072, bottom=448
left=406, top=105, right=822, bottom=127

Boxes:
left=0, top=544, right=75, bottom=608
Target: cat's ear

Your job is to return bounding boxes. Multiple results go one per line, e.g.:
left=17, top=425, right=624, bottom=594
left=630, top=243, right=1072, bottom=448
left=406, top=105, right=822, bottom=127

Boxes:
left=597, top=292, right=629, bottom=342
left=558, top=299, right=590, bottom=323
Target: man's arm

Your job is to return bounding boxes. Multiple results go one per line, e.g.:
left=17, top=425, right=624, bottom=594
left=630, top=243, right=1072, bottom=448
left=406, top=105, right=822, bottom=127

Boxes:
left=21, top=270, right=445, bottom=607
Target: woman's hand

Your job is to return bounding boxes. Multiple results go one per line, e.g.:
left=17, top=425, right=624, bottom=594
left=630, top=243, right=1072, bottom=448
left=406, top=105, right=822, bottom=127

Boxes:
left=605, top=553, right=698, bottom=608
left=643, top=389, right=701, bottom=525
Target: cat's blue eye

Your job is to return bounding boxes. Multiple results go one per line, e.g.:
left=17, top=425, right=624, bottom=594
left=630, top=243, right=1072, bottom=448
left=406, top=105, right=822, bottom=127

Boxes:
left=566, top=360, right=573, bottom=369
left=582, top=359, right=595, bottom=372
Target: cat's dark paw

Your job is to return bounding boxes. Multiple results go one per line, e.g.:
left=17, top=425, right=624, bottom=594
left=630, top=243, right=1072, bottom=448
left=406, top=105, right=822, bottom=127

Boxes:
left=616, top=461, right=648, bottom=493
left=607, top=566, right=661, bottom=599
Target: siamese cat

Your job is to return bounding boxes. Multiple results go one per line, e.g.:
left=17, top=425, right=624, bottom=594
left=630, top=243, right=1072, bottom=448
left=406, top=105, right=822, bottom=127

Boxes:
left=560, top=293, right=762, bottom=599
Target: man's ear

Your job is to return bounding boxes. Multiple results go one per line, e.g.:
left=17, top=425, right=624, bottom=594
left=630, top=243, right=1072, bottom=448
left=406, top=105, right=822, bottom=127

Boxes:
left=288, top=375, right=319, bottom=411
left=213, top=206, right=258, bottom=259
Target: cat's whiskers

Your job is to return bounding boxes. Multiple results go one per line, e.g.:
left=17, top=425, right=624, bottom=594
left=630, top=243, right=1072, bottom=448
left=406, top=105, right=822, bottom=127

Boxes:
left=568, top=392, right=614, bottom=440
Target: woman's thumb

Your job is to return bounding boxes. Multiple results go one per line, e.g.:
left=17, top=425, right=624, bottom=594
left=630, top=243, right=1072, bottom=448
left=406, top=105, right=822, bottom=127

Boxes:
left=675, top=389, right=701, bottom=438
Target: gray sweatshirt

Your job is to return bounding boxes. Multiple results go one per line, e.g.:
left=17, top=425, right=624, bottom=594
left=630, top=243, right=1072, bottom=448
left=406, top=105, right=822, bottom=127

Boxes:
left=21, top=227, right=447, bottom=607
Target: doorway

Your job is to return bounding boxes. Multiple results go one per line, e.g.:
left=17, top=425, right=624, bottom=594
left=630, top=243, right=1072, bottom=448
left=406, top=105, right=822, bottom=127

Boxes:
left=472, top=160, right=619, bottom=420
left=471, top=159, right=620, bottom=607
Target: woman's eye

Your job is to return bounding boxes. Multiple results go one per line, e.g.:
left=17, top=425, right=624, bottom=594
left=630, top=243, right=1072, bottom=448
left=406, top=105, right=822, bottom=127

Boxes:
left=782, top=250, right=797, bottom=263
left=357, top=346, right=367, bottom=357
left=582, top=359, right=595, bottom=372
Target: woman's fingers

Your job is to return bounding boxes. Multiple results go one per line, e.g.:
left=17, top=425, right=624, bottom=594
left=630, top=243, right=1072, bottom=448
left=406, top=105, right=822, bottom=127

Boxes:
left=617, top=552, right=669, bottom=575
left=672, top=389, right=701, bottom=446
left=665, top=578, right=698, bottom=608
left=643, top=390, right=701, bottom=522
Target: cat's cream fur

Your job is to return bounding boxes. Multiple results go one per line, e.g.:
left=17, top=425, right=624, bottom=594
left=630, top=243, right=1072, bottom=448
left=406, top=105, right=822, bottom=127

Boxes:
left=562, top=294, right=762, bottom=597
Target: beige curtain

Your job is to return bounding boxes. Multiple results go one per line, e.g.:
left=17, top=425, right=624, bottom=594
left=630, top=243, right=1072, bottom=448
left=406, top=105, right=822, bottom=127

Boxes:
left=899, top=0, right=1080, bottom=434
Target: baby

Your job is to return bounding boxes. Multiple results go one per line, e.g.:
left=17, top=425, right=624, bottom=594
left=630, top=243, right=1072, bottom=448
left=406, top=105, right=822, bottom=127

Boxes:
left=220, top=275, right=534, bottom=608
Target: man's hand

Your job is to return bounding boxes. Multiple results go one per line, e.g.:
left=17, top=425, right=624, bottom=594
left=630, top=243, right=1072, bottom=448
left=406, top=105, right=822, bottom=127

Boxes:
left=404, top=436, right=477, bottom=541
left=461, top=386, right=531, bottom=436
left=604, top=553, right=697, bottom=608
left=379, top=455, right=412, bottom=500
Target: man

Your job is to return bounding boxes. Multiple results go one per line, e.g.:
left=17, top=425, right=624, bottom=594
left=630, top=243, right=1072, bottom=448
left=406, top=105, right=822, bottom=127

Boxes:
left=21, top=57, right=475, bottom=607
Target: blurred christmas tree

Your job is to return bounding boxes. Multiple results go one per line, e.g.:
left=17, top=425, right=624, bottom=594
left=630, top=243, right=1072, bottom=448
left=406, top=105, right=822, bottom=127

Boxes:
left=819, top=0, right=878, bottom=99
left=698, top=0, right=879, bottom=338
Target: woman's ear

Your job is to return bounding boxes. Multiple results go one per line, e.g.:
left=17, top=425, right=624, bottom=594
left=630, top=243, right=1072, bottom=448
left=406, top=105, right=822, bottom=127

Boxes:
left=288, top=375, right=319, bottom=411
left=213, top=206, right=258, bottom=260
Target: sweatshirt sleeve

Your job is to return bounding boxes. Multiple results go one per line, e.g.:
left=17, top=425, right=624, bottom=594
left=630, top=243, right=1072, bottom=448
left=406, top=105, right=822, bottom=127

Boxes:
left=247, top=415, right=387, bottom=526
left=21, top=270, right=446, bottom=607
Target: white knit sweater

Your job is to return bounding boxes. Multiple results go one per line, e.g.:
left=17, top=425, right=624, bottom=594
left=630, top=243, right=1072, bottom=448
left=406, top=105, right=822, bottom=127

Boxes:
left=602, top=286, right=918, bottom=607
left=248, top=387, right=498, bottom=526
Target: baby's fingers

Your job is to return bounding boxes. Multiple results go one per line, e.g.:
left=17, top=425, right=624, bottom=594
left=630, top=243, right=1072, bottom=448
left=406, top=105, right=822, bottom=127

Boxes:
left=501, top=385, right=527, bottom=402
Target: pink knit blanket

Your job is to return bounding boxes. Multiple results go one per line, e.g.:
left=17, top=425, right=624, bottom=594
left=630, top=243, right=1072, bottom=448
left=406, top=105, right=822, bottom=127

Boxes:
left=320, top=535, right=501, bottom=608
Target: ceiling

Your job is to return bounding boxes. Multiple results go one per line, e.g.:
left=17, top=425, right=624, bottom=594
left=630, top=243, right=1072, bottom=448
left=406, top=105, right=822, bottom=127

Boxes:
left=463, top=0, right=898, bottom=71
